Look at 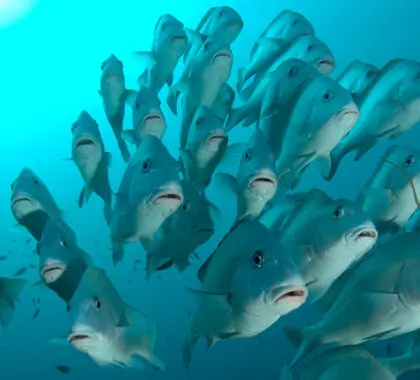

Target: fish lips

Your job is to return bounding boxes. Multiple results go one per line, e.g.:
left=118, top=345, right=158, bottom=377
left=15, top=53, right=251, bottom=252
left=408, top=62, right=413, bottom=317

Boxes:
left=150, top=187, right=184, bottom=210
left=41, top=262, right=66, bottom=284
left=350, top=226, right=378, bottom=242
left=337, top=106, right=360, bottom=124
left=268, top=285, right=308, bottom=306
left=211, top=50, right=233, bottom=64
left=316, top=58, right=335, bottom=74
left=206, top=130, right=228, bottom=151
left=73, top=136, right=97, bottom=151
left=249, top=174, right=277, bottom=192
left=68, top=331, right=92, bottom=351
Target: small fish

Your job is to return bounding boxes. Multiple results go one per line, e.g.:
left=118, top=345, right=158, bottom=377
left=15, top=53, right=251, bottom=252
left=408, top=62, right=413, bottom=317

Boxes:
left=32, top=308, right=40, bottom=319
left=25, top=238, right=31, bottom=244
left=0, top=278, right=27, bottom=327
left=29, top=264, right=36, bottom=269
left=98, top=54, right=131, bottom=163
left=0, top=256, right=8, bottom=261
left=14, top=267, right=27, bottom=276
left=55, top=365, right=71, bottom=374
left=69, top=110, right=113, bottom=226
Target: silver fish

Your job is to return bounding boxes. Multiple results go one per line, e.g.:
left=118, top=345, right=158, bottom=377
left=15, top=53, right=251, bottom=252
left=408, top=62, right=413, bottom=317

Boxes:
left=70, top=110, right=112, bottom=226
left=327, top=58, right=420, bottom=180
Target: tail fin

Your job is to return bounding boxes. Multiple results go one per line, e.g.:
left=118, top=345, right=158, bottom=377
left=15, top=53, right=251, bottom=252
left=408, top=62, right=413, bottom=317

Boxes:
left=285, top=326, right=320, bottom=367
left=323, top=142, right=351, bottom=181
left=116, top=136, right=131, bottom=163
left=224, top=107, right=249, bottom=132
left=182, top=333, right=200, bottom=369
left=0, top=278, right=27, bottom=328
left=238, top=79, right=258, bottom=101
left=103, top=203, right=112, bottom=227
left=280, top=361, right=293, bottom=380
left=236, top=68, right=245, bottom=92
left=112, top=241, right=125, bottom=266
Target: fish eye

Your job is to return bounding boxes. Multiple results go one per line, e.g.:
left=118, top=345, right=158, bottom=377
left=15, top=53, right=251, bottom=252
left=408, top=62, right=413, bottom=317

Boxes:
left=100, top=63, right=105, bottom=70
left=96, top=301, right=102, bottom=310
left=333, top=206, right=344, bottom=219
left=292, top=19, right=299, bottom=26
left=218, top=9, right=225, bottom=17
left=59, top=237, right=68, bottom=248
left=366, top=70, right=375, bottom=79
left=135, top=102, right=140, bottom=109
left=195, top=117, right=202, bottom=126
left=289, top=66, right=299, bottom=76
left=182, top=201, right=190, bottom=211
left=244, top=148, right=252, bottom=162
left=252, top=250, right=264, bottom=268
left=415, top=72, right=420, bottom=81
left=203, top=41, right=210, bottom=51
left=66, top=304, right=71, bottom=312
left=33, top=177, right=39, bottom=185
left=142, top=159, right=152, bottom=173
left=307, top=44, right=314, bottom=52
left=405, top=154, right=415, bottom=166
left=322, top=90, right=333, bottom=102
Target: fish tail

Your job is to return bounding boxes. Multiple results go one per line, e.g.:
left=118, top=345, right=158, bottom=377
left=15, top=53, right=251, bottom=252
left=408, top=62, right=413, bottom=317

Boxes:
left=116, top=136, right=131, bottom=163
left=112, top=241, right=125, bottom=266
left=280, top=361, right=293, bottom=380
left=224, top=107, right=247, bottom=132
left=103, top=202, right=112, bottom=227
left=238, top=79, right=257, bottom=101
left=0, top=278, right=27, bottom=328
left=284, top=325, right=320, bottom=367
left=147, top=352, right=167, bottom=371
left=324, top=142, right=352, bottom=181
left=182, top=333, right=200, bottom=369
left=236, top=68, right=245, bottom=92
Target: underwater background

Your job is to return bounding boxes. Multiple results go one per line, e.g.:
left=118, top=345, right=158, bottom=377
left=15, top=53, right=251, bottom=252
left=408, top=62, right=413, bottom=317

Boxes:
left=2, top=0, right=420, bottom=379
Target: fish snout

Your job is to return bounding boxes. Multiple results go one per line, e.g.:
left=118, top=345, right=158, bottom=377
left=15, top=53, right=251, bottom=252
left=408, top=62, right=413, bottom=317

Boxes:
left=337, top=104, right=360, bottom=126
left=11, top=194, right=38, bottom=219
left=249, top=173, right=278, bottom=194
left=68, top=329, right=93, bottom=351
left=151, top=183, right=184, bottom=212
left=206, top=129, right=228, bottom=151
left=268, top=285, right=308, bottom=310
left=40, top=262, right=66, bottom=284
left=141, top=111, right=166, bottom=140
left=350, top=225, right=378, bottom=243
left=212, top=50, right=233, bottom=65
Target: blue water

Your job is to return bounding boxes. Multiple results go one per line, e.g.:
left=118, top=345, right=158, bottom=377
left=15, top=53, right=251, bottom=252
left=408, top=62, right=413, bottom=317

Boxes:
left=2, top=0, right=420, bottom=378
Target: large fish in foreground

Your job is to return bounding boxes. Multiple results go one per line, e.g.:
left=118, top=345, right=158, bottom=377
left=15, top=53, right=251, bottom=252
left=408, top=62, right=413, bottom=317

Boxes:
left=182, top=220, right=308, bottom=368
left=145, top=180, right=215, bottom=278
left=210, top=83, right=235, bottom=122
left=167, top=36, right=233, bottom=148
left=123, top=86, right=166, bottom=146
left=0, top=278, right=27, bottom=328
left=239, top=34, right=335, bottom=100
left=134, top=14, right=188, bottom=93
left=10, top=168, right=63, bottom=240
left=326, top=58, right=420, bottom=180
left=260, top=189, right=377, bottom=301
left=110, top=135, right=183, bottom=265
left=359, top=145, right=420, bottom=235
left=69, top=110, right=112, bottom=226
left=336, top=60, right=379, bottom=104
left=59, top=267, right=166, bottom=371
left=179, top=105, right=228, bottom=193
left=36, top=218, right=93, bottom=304
left=286, top=231, right=420, bottom=366
left=236, top=10, right=314, bottom=92
left=272, top=74, right=359, bottom=189
left=99, top=54, right=131, bottom=163
left=216, top=129, right=277, bottom=222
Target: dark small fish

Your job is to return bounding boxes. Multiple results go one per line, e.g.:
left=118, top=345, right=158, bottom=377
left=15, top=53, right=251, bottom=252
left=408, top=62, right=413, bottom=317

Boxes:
left=37, top=297, right=41, bottom=304
left=25, top=239, right=31, bottom=244
left=55, top=365, right=71, bottom=374
left=133, top=259, right=142, bottom=264
left=29, top=264, right=36, bottom=269
left=13, top=267, right=27, bottom=276
left=12, top=240, right=16, bottom=243
left=32, top=308, right=40, bottom=319
left=386, top=343, right=392, bottom=356
left=0, top=255, right=8, bottom=261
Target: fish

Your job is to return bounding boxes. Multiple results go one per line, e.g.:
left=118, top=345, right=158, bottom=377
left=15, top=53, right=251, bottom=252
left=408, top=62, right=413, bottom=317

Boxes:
left=13, top=267, right=27, bottom=276
left=286, top=231, right=420, bottom=366
left=326, top=58, right=420, bottom=180
left=0, top=278, right=27, bottom=328
left=98, top=54, right=131, bottom=163
left=195, top=6, right=243, bottom=44
left=10, top=168, right=63, bottom=240
left=358, top=145, right=420, bottom=234
left=336, top=60, right=379, bottom=104
left=226, top=59, right=319, bottom=135
left=167, top=36, right=233, bottom=148
left=134, top=14, right=188, bottom=93
left=55, top=365, right=71, bottom=374
left=145, top=180, right=216, bottom=278
left=32, top=308, right=40, bottom=319
left=272, top=73, right=359, bottom=189
left=62, top=267, right=166, bottom=371
left=68, top=110, right=113, bottom=226
left=182, top=220, right=307, bottom=367
left=36, top=218, right=93, bottom=303
left=110, top=135, right=184, bottom=265
left=215, top=129, right=277, bottom=221
left=179, top=105, right=228, bottom=193
left=210, top=83, right=235, bottom=121
left=260, top=189, right=377, bottom=301
left=123, top=86, right=166, bottom=146
left=237, top=10, right=314, bottom=92
left=239, top=34, right=335, bottom=100
left=0, top=256, right=8, bottom=261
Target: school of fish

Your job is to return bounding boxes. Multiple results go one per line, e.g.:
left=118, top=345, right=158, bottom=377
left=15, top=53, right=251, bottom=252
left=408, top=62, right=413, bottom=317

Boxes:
left=4, top=6, right=420, bottom=379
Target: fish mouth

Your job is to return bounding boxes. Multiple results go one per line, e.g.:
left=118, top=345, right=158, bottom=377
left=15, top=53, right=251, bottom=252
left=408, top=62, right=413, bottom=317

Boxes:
left=143, top=113, right=163, bottom=122
left=249, top=175, right=277, bottom=189
left=12, top=195, right=33, bottom=207
left=351, top=227, right=378, bottom=241
left=68, top=334, right=90, bottom=345
left=270, top=286, right=308, bottom=304
left=152, top=190, right=183, bottom=205
left=41, top=263, right=65, bottom=283
left=317, top=59, right=335, bottom=73
left=171, top=35, right=187, bottom=43
left=206, top=131, right=228, bottom=145
left=75, top=137, right=95, bottom=148
left=338, top=107, right=360, bottom=121
left=212, top=50, right=232, bottom=63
